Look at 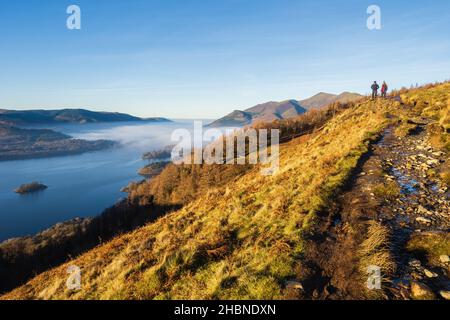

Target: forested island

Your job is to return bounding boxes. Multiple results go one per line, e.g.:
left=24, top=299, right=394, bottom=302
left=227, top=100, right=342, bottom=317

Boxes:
left=14, top=182, right=48, bottom=194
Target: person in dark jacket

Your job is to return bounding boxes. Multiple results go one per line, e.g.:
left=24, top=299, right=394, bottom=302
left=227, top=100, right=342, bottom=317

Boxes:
left=371, top=81, right=380, bottom=99
left=381, top=81, right=388, bottom=98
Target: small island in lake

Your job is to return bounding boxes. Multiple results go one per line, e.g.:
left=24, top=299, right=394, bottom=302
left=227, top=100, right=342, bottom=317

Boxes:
left=15, top=182, right=48, bottom=194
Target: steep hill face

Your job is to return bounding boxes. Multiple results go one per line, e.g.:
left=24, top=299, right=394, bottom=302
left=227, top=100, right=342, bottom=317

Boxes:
left=207, top=92, right=362, bottom=127
left=2, top=83, right=448, bottom=300
left=1, top=95, right=391, bottom=300
left=0, top=109, right=171, bottom=126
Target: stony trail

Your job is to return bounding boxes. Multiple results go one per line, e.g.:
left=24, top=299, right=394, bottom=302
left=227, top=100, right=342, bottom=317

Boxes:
left=375, top=120, right=449, bottom=299
left=301, top=111, right=450, bottom=300
left=377, top=122, right=449, bottom=230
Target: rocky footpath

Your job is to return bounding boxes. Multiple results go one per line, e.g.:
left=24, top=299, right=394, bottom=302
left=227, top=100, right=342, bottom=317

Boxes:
left=300, top=115, right=450, bottom=300
left=377, top=124, right=449, bottom=229
left=373, top=120, right=449, bottom=300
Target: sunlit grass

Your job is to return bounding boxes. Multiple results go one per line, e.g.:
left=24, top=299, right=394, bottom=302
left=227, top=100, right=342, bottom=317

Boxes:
left=3, top=83, right=449, bottom=300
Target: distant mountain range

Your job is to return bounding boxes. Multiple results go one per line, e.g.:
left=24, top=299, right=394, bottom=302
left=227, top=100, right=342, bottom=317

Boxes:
left=207, top=92, right=362, bottom=127
left=0, top=109, right=171, bottom=126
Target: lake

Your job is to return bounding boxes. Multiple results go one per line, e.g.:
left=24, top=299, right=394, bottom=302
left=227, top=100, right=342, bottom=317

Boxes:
left=0, top=119, right=222, bottom=242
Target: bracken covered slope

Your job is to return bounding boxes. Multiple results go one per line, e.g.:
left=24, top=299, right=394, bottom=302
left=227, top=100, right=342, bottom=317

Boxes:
left=4, top=82, right=449, bottom=300
left=2, top=94, right=394, bottom=300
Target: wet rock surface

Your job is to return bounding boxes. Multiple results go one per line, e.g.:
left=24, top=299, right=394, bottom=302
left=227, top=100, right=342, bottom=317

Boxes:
left=304, top=117, right=449, bottom=300
left=372, top=121, right=449, bottom=299
left=376, top=125, right=449, bottom=230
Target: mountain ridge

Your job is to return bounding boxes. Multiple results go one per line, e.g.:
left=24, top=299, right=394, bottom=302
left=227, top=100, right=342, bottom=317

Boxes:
left=0, top=108, right=171, bottom=126
left=206, top=92, right=362, bottom=127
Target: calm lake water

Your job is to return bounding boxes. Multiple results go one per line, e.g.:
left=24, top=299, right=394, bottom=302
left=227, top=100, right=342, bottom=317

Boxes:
left=0, top=120, right=218, bottom=242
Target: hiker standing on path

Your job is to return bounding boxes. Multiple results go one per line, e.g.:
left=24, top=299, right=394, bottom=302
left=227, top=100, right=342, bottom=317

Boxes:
left=381, top=81, right=388, bottom=98
left=371, top=81, right=380, bottom=99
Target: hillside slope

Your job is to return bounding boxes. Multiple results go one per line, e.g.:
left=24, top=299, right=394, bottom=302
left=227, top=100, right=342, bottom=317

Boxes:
left=2, top=83, right=447, bottom=300
left=2, top=95, right=391, bottom=300
left=304, top=83, right=450, bottom=300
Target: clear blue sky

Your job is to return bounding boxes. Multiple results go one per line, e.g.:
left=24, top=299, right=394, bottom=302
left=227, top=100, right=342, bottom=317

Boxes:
left=0, top=0, right=449, bottom=118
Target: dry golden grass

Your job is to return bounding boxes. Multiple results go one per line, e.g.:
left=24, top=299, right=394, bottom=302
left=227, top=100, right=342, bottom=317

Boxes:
left=359, top=222, right=396, bottom=274
left=394, top=121, right=418, bottom=138
left=6, top=83, right=450, bottom=300
left=358, top=221, right=396, bottom=299
left=400, top=82, right=450, bottom=134
left=2, top=96, right=392, bottom=300
left=442, top=171, right=450, bottom=187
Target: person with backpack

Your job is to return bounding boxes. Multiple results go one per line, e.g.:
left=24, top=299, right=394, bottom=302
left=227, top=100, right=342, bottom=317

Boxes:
left=381, top=81, right=388, bottom=98
left=371, top=81, right=380, bottom=99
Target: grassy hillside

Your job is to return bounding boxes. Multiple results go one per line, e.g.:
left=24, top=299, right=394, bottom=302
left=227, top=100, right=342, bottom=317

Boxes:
left=400, top=83, right=450, bottom=146
left=399, top=82, right=450, bottom=186
left=4, top=83, right=449, bottom=300
left=2, top=91, right=399, bottom=300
